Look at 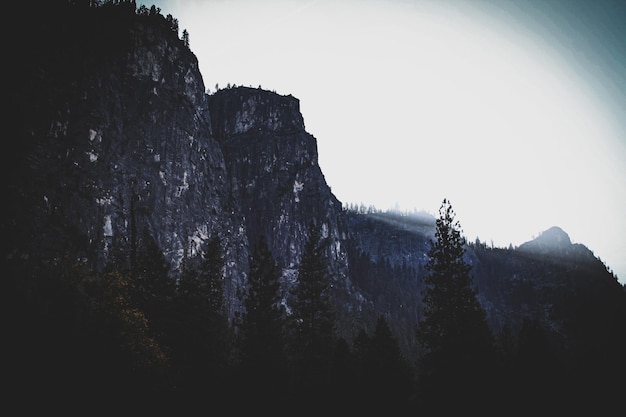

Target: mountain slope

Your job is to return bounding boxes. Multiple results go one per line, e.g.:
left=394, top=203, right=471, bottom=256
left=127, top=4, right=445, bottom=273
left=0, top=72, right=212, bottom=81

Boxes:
left=343, top=209, right=624, bottom=359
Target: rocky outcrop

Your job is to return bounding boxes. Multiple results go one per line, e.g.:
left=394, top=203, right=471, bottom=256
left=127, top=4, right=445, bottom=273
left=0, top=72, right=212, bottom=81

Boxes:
left=209, top=87, right=345, bottom=272
left=210, top=87, right=305, bottom=138
left=208, top=87, right=361, bottom=327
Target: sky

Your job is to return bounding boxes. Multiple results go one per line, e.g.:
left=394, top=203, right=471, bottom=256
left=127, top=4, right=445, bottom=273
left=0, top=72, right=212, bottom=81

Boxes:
left=140, top=0, right=626, bottom=284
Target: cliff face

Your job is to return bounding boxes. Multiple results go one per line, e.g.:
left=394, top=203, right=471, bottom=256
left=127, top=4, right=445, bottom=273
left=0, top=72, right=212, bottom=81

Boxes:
left=5, top=3, right=246, bottom=313
left=208, top=87, right=362, bottom=328
left=209, top=88, right=346, bottom=275
left=209, top=87, right=305, bottom=138
left=5, top=4, right=361, bottom=322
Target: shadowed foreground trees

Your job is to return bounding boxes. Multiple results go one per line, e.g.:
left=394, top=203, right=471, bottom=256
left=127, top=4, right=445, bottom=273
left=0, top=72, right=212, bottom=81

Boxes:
left=3, top=213, right=625, bottom=411
left=358, top=315, right=414, bottom=412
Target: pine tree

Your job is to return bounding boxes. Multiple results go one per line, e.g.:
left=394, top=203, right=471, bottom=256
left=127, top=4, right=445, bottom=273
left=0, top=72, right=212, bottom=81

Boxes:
left=359, top=315, right=414, bottom=413
left=199, top=236, right=227, bottom=317
left=181, top=28, right=189, bottom=47
left=371, top=315, right=414, bottom=409
left=131, top=231, right=174, bottom=323
left=288, top=221, right=336, bottom=401
left=329, top=336, right=358, bottom=407
left=169, top=236, right=231, bottom=391
left=238, top=236, right=287, bottom=401
left=416, top=199, right=496, bottom=410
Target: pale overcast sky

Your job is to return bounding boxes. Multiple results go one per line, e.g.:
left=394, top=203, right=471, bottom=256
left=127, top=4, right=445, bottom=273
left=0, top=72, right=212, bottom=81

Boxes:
left=140, top=0, right=626, bottom=284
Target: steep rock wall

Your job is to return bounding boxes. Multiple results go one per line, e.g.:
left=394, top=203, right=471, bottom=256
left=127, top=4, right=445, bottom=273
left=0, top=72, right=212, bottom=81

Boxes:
left=5, top=6, right=247, bottom=311
left=208, top=87, right=362, bottom=321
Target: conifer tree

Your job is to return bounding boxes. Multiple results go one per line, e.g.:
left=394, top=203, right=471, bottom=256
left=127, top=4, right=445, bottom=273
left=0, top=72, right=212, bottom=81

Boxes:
left=329, top=336, right=358, bottom=406
left=170, top=236, right=230, bottom=391
left=181, top=28, right=189, bottom=47
left=131, top=231, right=174, bottom=322
left=416, top=199, right=495, bottom=409
left=199, top=236, right=227, bottom=317
left=368, top=315, right=414, bottom=410
left=238, top=236, right=287, bottom=400
left=288, top=221, right=336, bottom=400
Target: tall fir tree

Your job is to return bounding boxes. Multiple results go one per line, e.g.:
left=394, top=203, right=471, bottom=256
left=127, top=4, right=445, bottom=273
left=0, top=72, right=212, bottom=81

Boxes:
left=368, top=315, right=414, bottom=411
left=170, top=235, right=231, bottom=392
left=353, top=315, right=414, bottom=413
left=238, top=236, right=287, bottom=401
left=132, top=231, right=174, bottom=313
left=288, top=221, right=336, bottom=402
left=416, top=199, right=496, bottom=411
left=130, top=231, right=174, bottom=354
left=198, top=236, right=227, bottom=317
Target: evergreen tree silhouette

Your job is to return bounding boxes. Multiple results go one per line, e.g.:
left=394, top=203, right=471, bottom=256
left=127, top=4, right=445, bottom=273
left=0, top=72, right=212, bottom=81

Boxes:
left=238, top=236, right=287, bottom=403
left=131, top=230, right=174, bottom=321
left=365, top=315, right=414, bottom=413
left=288, top=221, right=336, bottom=404
left=169, top=236, right=231, bottom=392
left=416, top=199, right=496, bottom=411
left=329, top=336, right=359, bottom=408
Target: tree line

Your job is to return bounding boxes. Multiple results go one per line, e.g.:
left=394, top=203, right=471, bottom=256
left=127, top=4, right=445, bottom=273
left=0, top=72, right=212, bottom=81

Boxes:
left=4, top=199, right=624, bottom=412
left=35, top=1, right=190, bottom=47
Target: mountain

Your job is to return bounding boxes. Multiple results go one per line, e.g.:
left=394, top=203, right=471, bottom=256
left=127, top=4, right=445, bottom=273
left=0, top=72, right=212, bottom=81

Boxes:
left=4, top=1, right=625, bottom=402
left=4, top=0, right=363, bottom=338
left=520, top=226, right=572, bottom=249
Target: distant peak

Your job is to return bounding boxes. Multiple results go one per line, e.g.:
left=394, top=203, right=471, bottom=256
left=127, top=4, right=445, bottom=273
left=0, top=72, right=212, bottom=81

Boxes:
left=519, top=226, right=573, bottom=254
left=536, top=226, right=572, bottom=246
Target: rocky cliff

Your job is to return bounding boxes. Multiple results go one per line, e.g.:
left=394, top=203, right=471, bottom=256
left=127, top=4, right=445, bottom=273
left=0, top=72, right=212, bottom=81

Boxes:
left=6, top=2, right=244, bottom=315
left=208, top=87, right=351, bottom=297
left=5, top=2, right=362, bottom=324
